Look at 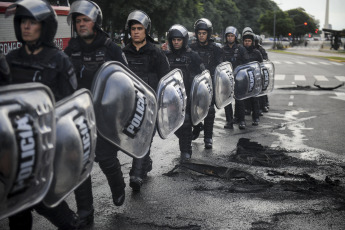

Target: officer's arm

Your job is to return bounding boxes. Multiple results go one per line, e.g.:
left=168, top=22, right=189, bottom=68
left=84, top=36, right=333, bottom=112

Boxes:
left=57, top=53, right=78, bottom=101
left=109, top=44, right=128, bottom=67
left=156, top=50, right=171, bottom=79
left=215, top=46, right=224, bottom=64
left=0, top=52, right=11, bottom=85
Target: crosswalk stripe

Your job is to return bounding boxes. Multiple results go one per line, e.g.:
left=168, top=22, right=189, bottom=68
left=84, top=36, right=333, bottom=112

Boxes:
left=296, top=61, right=306, bottom=65
left=307, top=61, right=317, bottom=65
left=335, top=76, right=345, bottom=81
left=319, top=62, right=331, bottom=65
left=285, top=61, right=294, bottom=64
left=332, top=62, right=343, bottom=66
left=272, top=61, right=281, bottom=64
left=314, top=75, right=328, bottom=81
left=295, top=75, right=306, bottom=81
left=275, top=74, right=285, bottom=80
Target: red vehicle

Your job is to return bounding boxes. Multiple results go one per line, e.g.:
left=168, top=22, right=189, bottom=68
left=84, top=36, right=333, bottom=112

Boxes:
left=0, top=0, right=71, bottom=54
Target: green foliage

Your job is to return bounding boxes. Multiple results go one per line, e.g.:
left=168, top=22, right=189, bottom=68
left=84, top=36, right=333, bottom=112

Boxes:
left=83, top=0, right=320, bottom=42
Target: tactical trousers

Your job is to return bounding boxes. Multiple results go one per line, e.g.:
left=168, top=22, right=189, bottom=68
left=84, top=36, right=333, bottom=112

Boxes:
left=95, top=137, right=126, bottom=199
left=203, top=104, right=215, bottom=139
left=249, top=97, right=260, bottom=119
left=224, top=103, right=233, bottom=122
left=74, top=176, right=93, bottom=213
left=130, top=128, right=155, bottom=178
left=175, top=114, right=193, bottom=154
left=9, top=201, right=77, bottom=230
left=235, top=99, right=245, bottom=121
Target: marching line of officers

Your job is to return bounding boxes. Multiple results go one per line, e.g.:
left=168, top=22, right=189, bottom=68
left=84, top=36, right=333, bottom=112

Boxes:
left=0, top=0, right=271, bottom=229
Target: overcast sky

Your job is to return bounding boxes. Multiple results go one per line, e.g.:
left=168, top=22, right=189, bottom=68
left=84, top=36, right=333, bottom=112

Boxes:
left=272, top=0, right=345, bottom=30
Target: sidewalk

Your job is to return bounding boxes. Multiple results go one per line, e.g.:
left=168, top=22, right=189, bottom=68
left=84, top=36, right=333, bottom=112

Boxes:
left=285, top=46, right=345, bottom=58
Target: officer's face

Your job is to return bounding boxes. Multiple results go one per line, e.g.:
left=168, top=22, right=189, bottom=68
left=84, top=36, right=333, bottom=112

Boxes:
left=226, top=33, right=236, bottom=44
left=243, top=38, right=253, bottom=47
left=75, top=15, right=95, bottom=39
left=130, top=23, right=146, bottom=44
left=197, top=30, right=208, bottom=43
left=172, top=38, right=183, bottom=50
left=20, top=18, right=42, bottom=44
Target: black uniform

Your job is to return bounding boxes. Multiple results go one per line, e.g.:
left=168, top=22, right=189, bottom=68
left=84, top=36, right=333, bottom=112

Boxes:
left=165, top=47, right=204, bottom=156
left=222, top=42, right=249, bottom=125
left=190, top=41, right=222, bottom=142
left=65, top=31, right=128, bottom=217
left=0, top=50, right=11, bottom=85
left=6, top=45, right=79, bottom=230
left=122, top=40, right=170, bottom=190
left=256, top=44, right=269, bottom=112
left=244, top=45, right=263, bottom=122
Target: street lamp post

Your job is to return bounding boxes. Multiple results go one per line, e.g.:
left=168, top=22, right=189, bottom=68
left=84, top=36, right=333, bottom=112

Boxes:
left=273, top=9, right=276, bottom=49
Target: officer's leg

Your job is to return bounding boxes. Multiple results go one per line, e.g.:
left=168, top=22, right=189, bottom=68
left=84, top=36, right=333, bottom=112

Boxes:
left=235, top=99, right=246, bottom=129
left=35, top=201, right=79, bottom=230
left=175, top=114, right=192, bottom=161
left=224, top=102, right=234, bottom=129
left=251, top=97, right=260, bottom=126
left=95, top=137, right=126, bottom=206
left=74, top=175, right=94, bottom=227
left=203, top=104, right=215, bottom=149
left=244, top=98, right=252, bottom=115
left=8, top=209, right=33, bottom=230
left=129, top=128, right=155, bottom=191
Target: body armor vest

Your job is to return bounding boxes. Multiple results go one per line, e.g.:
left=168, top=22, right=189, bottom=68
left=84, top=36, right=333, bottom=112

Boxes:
left=191, top=43, right=217, bottom=75
left=223, top=44, right=240, bottom=69
left=125, top=52, right=158, bottom=90
left=166, top=51, right=193, bottom=95
left=70, top=38, right=111, bottom=90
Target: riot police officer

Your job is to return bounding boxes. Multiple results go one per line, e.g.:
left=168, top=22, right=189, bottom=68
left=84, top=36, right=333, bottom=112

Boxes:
left=242, top=27, right=263, bottom=126
left=222, top=26, right=249, bottom=130
left=122, top=10, right=170, bottom=192
left=165, top=24, right=205, bottom=160
left=4, top=0, right=80, bottom=229
left=190, top=18, right=223, bottom=149
left=64, top=0, right=128, bottom=226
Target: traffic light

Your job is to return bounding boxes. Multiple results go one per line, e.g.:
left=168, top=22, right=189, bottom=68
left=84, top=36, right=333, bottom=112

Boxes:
left=288, top=33, right=292, bottom=36
left=304, top=22, right=308, bottom=26
left=315, top=28, right=319, bottom=34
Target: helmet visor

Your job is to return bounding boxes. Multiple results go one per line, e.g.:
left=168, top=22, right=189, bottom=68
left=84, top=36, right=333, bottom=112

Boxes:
left=6, top=0, right=55, bottom=21
left=67, top=0, right=99, bottom=25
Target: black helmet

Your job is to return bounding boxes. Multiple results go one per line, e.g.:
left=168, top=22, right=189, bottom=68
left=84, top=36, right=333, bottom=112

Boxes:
left=254, top=34, right=261, bottom=47
left=6, top=0, right=57, bottom=47
left=224, top=26, right=239, bottom=43
left=67, top=0, right=103, bottom=31
left=242, top=27, right=254, bottom=42
left=167, top=24, right=189, bottom=50
left=194, top=18, right=213, bottom=40
left=125, top=10, right=151, bottom=35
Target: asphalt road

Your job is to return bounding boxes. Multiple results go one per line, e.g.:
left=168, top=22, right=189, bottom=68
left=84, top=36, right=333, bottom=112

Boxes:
left=1, top=49, right=345, bottom=230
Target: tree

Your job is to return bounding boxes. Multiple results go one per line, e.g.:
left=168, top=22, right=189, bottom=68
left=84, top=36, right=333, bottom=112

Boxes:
left=259, top=10, right=294, bottom=37
left=286, top=8, right=319, bottom=37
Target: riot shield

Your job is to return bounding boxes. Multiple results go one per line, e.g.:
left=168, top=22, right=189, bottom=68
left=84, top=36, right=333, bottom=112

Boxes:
left=156, top=69, right=187, bottom=139
left=257, top=61, right=275, bottom=96
left=91, top=61, right=157, bottom=159
left=233, top=61, right=262, bottom=100
left=43, top=89, right=96, bottom=207
left=190, top=70, right=213, bottom=126
left=0, top=83, right=56, bottom=220
left=213, top=62, right=234, bottom=109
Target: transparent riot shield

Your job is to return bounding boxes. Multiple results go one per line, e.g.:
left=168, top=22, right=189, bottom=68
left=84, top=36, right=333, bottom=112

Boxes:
left=233, top=61, right=262, bottom=100
left=91, top=61, right=157, bottom=159
left=0, top=83, right=56, bottom=220
left=156, top=69, right=187, bottom=139
left=213, top=61, right=234, bottom=109
left=257, top=61, right=275, bottom=96
left=190, top=70, right=213, bottom=126
left=43, top=89, right=96, bottom=207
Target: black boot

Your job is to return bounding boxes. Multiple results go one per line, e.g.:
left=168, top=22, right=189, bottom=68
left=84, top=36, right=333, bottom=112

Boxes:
left=98, top=159, right=126, bottom=206
left=35, top=201, right=80, bottom=230
left=180, top=152, right=191, bottom=162
left=224, top=121, right=233, bottom=129
left=192, top=122, right=203, bottom=140
left=239, top=120, right=246, bottom=130
left=204, top=138, right=213, bottom=149
left=129, top=154, right=152, bottom=191
left=74, top=176, right=94, bottom=227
